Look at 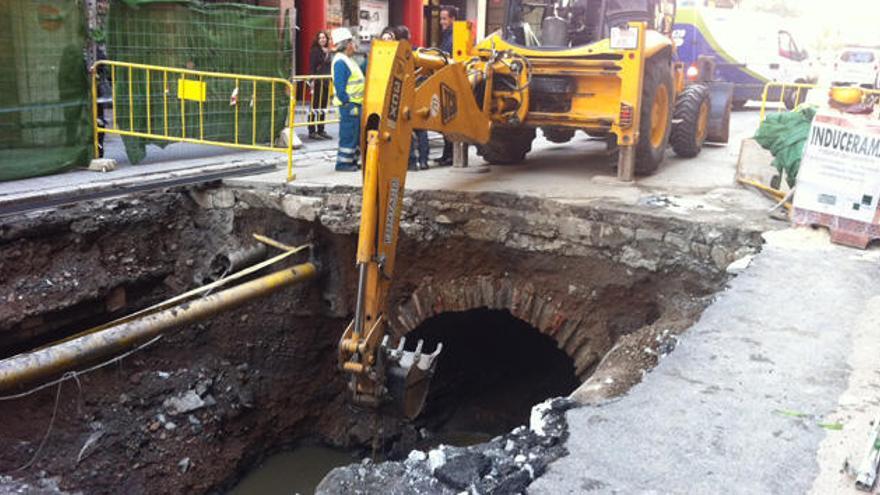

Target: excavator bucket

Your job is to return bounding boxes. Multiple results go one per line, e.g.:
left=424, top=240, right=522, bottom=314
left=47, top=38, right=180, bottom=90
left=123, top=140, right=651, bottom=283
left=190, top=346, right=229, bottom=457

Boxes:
left=382, top=336, right=442, bottom=419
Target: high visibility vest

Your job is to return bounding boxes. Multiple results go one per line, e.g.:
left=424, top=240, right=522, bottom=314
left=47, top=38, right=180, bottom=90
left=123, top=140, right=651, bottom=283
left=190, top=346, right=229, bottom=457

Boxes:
left=331, top=53, right=365, bottom=106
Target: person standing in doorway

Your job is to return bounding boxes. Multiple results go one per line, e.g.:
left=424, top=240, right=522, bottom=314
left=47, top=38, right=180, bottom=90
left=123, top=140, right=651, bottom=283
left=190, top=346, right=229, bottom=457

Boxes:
left=308, top=30, right=333, bottom=140
left=330, top=27, right=365, bottom=172
left=433, top=5, right=459, bottom=167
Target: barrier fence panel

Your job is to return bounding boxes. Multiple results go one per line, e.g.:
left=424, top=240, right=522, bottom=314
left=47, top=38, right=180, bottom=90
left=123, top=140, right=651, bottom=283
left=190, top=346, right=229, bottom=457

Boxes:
left=92, top=60, right=345, bottom=181
left=760, top=82, right=880, bottom=123
left=92, top=60, right=295, bottom=172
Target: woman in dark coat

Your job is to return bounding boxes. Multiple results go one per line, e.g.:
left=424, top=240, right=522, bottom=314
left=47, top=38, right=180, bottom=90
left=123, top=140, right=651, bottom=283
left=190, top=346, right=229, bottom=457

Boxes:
left=308, top=30, right=333, bottom=139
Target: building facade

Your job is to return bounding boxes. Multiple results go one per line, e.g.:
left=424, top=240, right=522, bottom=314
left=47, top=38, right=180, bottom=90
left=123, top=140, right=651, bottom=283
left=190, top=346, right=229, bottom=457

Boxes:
left=296, top=0, right=487, bottom=75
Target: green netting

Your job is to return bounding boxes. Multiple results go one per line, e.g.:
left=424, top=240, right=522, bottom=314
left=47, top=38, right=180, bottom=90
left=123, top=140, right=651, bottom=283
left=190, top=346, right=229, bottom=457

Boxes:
left=107, top=0, right=292, bottom=164
left=0, top=1, right=91, bottom=181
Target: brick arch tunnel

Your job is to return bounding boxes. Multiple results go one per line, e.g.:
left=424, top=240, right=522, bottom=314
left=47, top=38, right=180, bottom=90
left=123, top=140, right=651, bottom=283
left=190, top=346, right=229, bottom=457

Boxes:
left=390, top=275, right=662, bottom=437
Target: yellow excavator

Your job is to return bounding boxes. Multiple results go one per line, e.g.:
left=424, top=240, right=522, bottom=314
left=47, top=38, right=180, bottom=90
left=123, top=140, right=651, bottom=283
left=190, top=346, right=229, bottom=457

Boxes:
left=337, top=0, right=732, bottom=418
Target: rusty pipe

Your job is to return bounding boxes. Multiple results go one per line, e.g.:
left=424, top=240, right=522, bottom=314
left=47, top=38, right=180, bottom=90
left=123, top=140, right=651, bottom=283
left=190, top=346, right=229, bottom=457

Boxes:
left=0, top=262, right=317, bottom=391
left=205, top=244, right=268, bottom=283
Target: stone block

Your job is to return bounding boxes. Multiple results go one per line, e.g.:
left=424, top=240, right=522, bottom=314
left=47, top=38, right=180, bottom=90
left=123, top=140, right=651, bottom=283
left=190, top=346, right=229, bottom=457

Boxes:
left=212, top=189, right=235, bottom=208
left=711, top=245, right=732, bottom=270
left=635, top=228, right=664, bottom=242
left=619, top=245, right=659, bottom=272
left=281, top=195, right=323, bottom=222
left=463, top=218, right=510, bottom=243
left=664, top=232, right=690, bottom=253
left=597, top=224, right=633, bottom=248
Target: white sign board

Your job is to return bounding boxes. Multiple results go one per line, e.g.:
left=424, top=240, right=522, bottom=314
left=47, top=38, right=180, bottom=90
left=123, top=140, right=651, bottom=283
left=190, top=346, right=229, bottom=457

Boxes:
left=794, top=111, right=880, bottom=224
left=359, top=0, right=388, bottom=41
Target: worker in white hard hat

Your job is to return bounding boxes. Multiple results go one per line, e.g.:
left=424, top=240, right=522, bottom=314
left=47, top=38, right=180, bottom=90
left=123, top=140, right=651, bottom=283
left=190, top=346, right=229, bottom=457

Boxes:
left=330, top=27, right=364, bottom=172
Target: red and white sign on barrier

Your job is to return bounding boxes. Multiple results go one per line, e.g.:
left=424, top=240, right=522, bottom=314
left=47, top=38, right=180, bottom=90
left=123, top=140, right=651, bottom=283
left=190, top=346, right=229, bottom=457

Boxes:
left=793, top=111, right=880, bottom=248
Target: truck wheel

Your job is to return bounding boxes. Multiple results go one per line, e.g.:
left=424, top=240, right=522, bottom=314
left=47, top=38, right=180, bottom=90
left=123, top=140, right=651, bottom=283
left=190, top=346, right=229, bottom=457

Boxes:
left=476, top=127, right=536, bottom=165
left=670, top=84, right=710, bottom=158
left=542, top=127, right=575, bottom=143
left=635, top=52, right=674, bottom=175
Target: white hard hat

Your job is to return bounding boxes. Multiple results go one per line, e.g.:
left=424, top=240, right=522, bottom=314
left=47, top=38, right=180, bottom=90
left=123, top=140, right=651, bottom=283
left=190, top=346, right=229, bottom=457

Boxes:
left=331, top=27, right=354, bottom=46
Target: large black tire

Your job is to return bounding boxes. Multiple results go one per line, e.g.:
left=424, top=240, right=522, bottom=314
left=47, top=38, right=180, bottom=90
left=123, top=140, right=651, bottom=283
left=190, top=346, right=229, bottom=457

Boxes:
left=476, top=127, right=536, bottom=164
left=670, top=84, right=710, bottom=158
left=732, top=99, right=748, bottom=111
left=634, top=52, right=674, bottom=175
left=542, top=127, right=575, bottom=144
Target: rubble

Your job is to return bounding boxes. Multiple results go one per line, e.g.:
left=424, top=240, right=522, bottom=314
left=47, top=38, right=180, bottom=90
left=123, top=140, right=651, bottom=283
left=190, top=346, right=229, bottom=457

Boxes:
left=316, top=398, right=576, bottom=494
left=163, top=390, right=215, bottom=416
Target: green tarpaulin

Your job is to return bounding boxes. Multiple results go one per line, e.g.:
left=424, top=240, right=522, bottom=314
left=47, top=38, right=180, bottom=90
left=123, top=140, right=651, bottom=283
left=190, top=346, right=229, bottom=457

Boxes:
left=754, top=106, right=817, bottom=188
left=0, top=1, right=91, bottom=181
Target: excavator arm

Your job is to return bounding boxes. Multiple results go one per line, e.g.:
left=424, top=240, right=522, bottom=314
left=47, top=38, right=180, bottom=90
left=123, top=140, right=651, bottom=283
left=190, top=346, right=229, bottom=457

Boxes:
left=338, top=25, right=530, bottom=418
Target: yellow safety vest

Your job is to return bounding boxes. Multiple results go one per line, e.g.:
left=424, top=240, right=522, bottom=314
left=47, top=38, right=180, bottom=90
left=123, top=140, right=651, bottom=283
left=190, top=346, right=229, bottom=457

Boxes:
left=331, top=53, right=365, bottom=106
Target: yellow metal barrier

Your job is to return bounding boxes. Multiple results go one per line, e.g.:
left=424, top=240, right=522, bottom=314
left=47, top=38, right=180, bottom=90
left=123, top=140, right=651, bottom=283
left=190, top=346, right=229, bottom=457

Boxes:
left=91, top=60, right=296, bottom=176
left=759, top=81, right=880, bottom=122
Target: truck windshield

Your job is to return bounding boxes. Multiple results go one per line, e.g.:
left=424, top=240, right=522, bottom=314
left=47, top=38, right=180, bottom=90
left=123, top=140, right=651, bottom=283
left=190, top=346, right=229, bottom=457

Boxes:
left=504, top=0, right=569, bottom=47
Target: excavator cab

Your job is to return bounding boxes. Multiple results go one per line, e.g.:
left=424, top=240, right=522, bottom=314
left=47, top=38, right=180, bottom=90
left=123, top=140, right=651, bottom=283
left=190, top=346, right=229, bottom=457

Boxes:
left=503, top=0, right=674, bottom=49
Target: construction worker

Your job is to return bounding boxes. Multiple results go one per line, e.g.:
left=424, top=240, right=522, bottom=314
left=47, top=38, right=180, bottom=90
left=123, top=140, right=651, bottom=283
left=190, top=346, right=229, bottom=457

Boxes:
left=397, top=25, right=429, bottom=171
left=330, top=27, right=365, bottom=172
left=433, top=5, right=459, bottom=167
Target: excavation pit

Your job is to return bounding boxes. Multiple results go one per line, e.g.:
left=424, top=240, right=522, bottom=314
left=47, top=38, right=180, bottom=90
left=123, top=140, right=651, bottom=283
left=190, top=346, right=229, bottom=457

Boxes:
left=0, top=184, right=764, bottom=494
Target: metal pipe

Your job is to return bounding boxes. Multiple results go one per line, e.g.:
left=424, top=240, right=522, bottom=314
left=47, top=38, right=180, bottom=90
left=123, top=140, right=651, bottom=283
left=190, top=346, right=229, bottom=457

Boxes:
left=413, top=50, right=449, bottom=71
left=617, top=145, right=635, bottom=181
left=205, top=244, right=268, bottom=283
left=0, top=262, right=317, bottom=391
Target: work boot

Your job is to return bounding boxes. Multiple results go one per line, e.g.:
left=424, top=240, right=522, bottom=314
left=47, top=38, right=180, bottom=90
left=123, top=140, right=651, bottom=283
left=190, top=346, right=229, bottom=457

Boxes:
left=308, top=132, right=319, bottom=140
left=408, top=162, right=419, bottom=171
left=418, top=161, right=429, bottom=170
left=432, top=157, right=452, bottom=167
left=318, top=131, right=333, bottom=140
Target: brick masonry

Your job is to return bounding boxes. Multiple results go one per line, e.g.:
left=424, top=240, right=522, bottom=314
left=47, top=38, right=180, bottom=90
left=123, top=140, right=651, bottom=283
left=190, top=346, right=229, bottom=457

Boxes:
left=202, top=184, right=768, bottom=380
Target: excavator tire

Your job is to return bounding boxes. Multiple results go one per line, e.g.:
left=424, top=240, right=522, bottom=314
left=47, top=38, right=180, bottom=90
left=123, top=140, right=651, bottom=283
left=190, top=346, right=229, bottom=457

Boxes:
left=670, top=84, right=710, bottom=158
left=634, top=51, right=674, bottom=176
left=542, top=127, right=576, bottom=144
left=476, top=127, right=536, bottom=165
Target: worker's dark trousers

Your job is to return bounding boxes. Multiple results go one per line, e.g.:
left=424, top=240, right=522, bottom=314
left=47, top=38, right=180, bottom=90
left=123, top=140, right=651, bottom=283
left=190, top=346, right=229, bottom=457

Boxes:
left=409, top=130, right=429, bottom=166
left=336, top=102, right=361, bottom=170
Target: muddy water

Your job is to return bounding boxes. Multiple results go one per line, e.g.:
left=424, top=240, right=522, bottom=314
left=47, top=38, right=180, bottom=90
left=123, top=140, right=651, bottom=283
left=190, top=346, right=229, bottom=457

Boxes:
left=230, top=430, right=494, bottom=495
left=230, top=446, right=355, bottom=495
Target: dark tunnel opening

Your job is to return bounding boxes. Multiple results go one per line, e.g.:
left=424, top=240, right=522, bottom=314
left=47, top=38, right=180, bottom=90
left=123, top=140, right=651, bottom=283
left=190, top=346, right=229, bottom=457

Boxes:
left=405, top=308, right=581, bottom=445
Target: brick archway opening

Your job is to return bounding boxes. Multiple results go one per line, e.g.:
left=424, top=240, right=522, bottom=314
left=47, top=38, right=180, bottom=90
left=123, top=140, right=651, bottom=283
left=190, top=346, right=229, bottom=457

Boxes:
left=404, top=308, right=580, bottom=441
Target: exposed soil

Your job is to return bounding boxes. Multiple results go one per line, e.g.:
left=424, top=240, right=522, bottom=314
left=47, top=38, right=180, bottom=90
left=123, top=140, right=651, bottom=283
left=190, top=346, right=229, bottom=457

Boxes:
left=0, top=186, right=748, bottom=494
